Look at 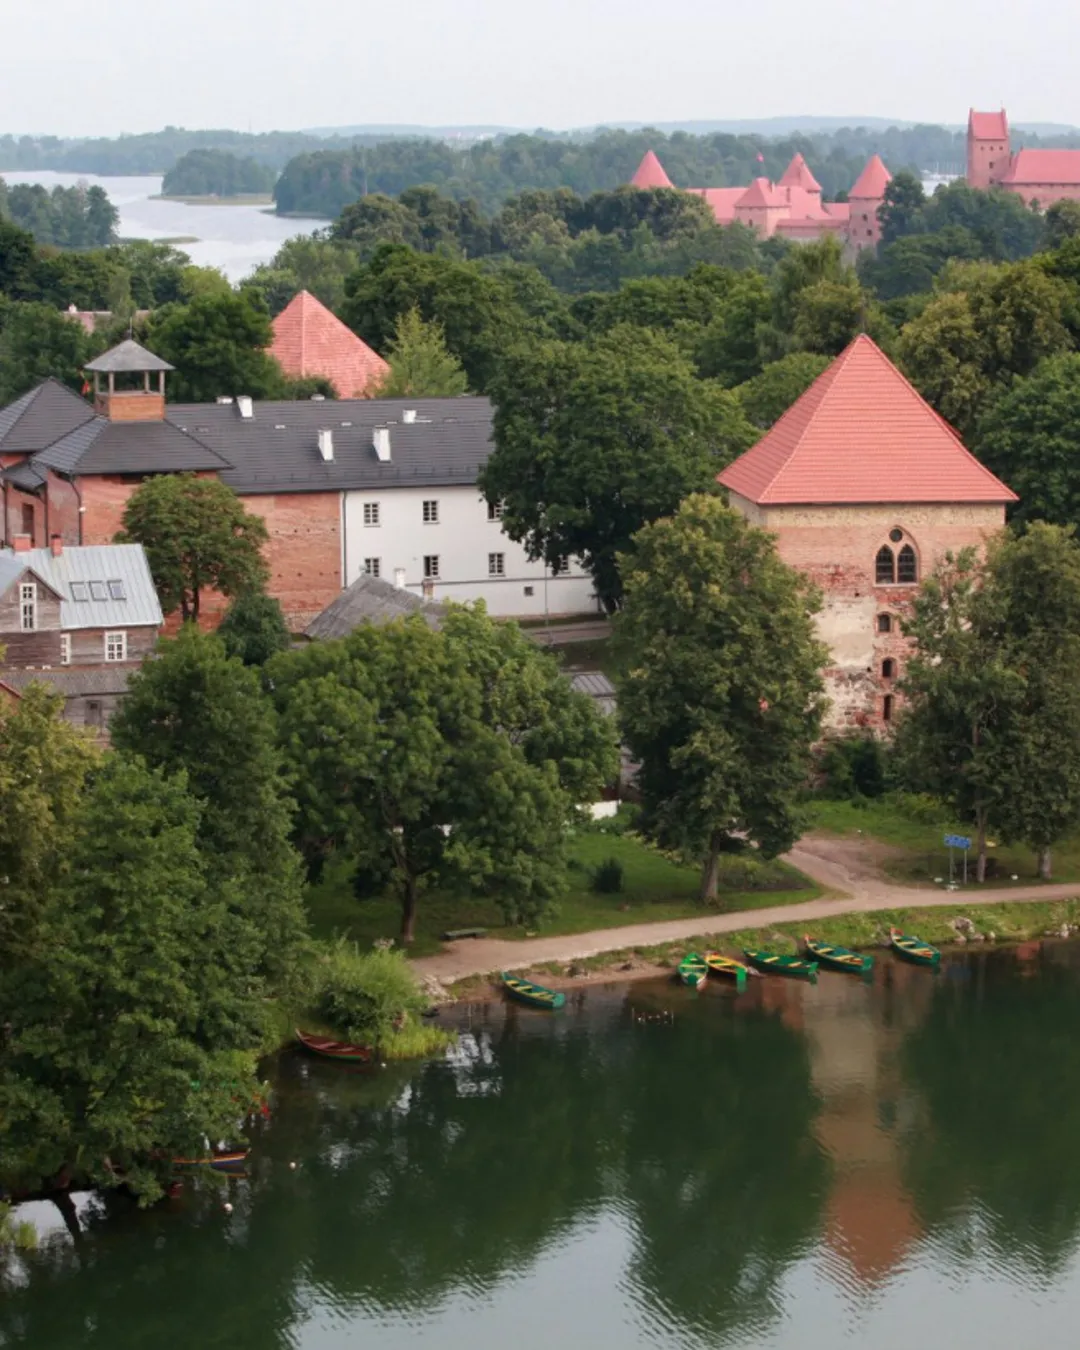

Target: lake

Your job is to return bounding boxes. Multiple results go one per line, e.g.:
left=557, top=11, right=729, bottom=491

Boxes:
left=3, top=939, right=1080, bottom=1349
left=0, top=170, right=320, bottom=281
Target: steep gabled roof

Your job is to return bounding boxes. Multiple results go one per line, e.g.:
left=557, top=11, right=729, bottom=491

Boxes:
left=630, top=150, right=674, bottom=190
left=717, top=334, right=1016, bottom=506
left=969, top=108, right=1009, bottom=140
left=270, top=291, right=389, bottom=399
left=736, top=177, right=785, bottom=209
left=0, top=379, right=96, bottom=456
left=849, top=155, right=892, bottom=200
left=306, top=573, right=444, bottom=639
left=778, top=153, right=821, bottom=193
left=1000, top=148, right=1080, bottom=187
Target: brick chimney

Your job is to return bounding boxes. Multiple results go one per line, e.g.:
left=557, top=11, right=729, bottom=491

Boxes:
left=50, top=533, right=63, bottom=557
left=13, top=534, right=31, bottom=553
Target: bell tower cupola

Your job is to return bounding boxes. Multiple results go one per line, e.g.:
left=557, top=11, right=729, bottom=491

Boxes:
left=84, top=340, right=174, bottom=422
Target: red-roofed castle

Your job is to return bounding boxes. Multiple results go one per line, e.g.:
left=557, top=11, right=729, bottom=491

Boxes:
left=629, top=148, right=890, bottom=252
left=719, top=335, right=1015, bottom=730
left=968, top=109, right=1080, bottom=205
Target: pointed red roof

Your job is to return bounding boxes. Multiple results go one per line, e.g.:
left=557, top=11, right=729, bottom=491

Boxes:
left=630, top=150, right=674, bottom=189
left=849, top=155, right=892, bottom=200
left=718, top=335, right=1016, bottom=506
left=778, top=153, right=821, bottom=193
left=270, top=291, right=389, bottom=399
left=737, top=177, right=784, bottom=208
left=969, top=109, right=1008, bottom=140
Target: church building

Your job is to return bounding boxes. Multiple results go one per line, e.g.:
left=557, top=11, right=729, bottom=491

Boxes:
left=718, top=335, right=1016, bottom=731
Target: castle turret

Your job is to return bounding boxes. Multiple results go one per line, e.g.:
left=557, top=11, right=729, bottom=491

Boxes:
left=847, top=155, right=892, bottom=252
left=967, top=109, right=1010, bottom=190
left=629, top=150, right=674, bottom=189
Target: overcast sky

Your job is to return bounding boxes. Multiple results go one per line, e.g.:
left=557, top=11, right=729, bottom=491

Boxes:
left=4, top=0, right=1080, bottom=136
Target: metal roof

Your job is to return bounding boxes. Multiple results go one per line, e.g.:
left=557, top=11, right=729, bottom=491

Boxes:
left=305, top=573, right=444, bottom=639
left=85, top=340, right=174, bottom=373
left=33, top=418, right=231, bottom=476
left=569, top=670, right=617, bottom=716
left=0, top=544, right=162, bottom=630
left=0, top=555, right=26, bottom=597
left=1, top=667, right=134, bottom=697
left=0, top=379, right=96, bottom=455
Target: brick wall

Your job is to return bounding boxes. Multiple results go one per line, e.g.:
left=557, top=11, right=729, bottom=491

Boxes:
left=240, top=491, right=342, bottom=630
left=98, top=392, right=166, bottom=422
left=77, top=476, right=140, bottom=545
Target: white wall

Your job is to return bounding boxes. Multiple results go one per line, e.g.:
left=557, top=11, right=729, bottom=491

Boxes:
left=342, top=485, right=598, bottom=618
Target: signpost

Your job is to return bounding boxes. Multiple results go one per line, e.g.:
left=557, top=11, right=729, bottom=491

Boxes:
left=944, top=833, right=972, bottom=885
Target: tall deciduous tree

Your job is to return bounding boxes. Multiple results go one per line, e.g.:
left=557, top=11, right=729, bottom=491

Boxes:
left=371, top=307, right=469, bottom=397
left=146, top=290, right=286, bottom=401
left=0, top=301, right=97, bottom=403
left=217, top=588, right=291, bottom=665
left=482, top=326, right=755, bottom=611
left=614, top=495, right=826, bottom=901
left=118, top=474, right=269, bottom=622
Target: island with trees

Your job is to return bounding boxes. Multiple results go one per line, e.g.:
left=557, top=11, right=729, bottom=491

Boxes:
left=160, top=148, right=278, bottom=202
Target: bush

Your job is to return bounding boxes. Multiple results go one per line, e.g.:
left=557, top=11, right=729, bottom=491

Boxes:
left=316, top=940, right=427, bottom=1046
left=584, top=802, right=640, bottom=836
left=818, top=735, right=891, bottom=800
left=591, top=856, right=624, bottom=893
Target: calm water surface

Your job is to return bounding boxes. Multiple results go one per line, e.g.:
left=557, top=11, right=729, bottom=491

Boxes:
left=4, top=940, right=1080, bottom=1349
left=0, top=170, right=318, bottom=280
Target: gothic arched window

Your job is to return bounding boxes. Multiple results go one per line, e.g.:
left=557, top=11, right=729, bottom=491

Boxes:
left=875, top=546, right=896, bottom=585
left=897, top=544, right=918, bottom=584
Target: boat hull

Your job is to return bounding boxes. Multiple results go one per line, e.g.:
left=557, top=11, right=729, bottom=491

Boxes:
left=743, top=950, right=818, bottom=980
left=804, top=940, right=874, bottom=975
left=173, top=1150, right=249, bottom=1174
left=501, top=973, right=566, bottom=1010
left=295, top=1029, right=376, bottom=1063
left=704, top=953, right=749, bottom=987
left=678, top=953, right=709, bottom=988
left=888, top=930, right=941, bottom=967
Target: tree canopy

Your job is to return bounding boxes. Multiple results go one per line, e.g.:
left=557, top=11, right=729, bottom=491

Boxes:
left=371, top=307, right=469, bottom=398
left=146, top=290, right=287, bottom=401
left=162, top=149, right=277, bottom=198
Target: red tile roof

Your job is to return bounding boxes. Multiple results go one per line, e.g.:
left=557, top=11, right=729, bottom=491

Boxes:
left=778, top=153, right=822, bottom=193
left=270, top=291, right=389, bottom=399
left=969, top=108, right=1009, bottom=140
left=737, top=177, right=786, bottom=209
left=630, top=150, right=674, bottom=189
left=686, top=186, right=744, bottom=223
left=849, top=155, right=892, bottom=200
left=717, top=335, right=1016, bottom=506
left=1000, top=147, right=1080, bottom=186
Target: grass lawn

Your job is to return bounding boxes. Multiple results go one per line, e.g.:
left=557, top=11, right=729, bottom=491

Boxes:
left=306, top=831, right=820, bottom=958
left=807, top=797, right=1080, bottom=886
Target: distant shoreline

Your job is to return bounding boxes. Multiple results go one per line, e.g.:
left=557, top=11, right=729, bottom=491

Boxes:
left=153, top=193, right=274, bottom=206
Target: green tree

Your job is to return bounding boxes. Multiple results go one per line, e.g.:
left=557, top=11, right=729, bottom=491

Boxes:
left=1043, top=200, right=1080, bottom=251
left=146, top=290, right=285, bottom=401
left=734, top=352, right=830, bottom=429
left=614, top=495, right=826, bottom=900
left=0, top=754, right=263, bottom=1204
left=483, top=325, right=756, bottom=610
left=371, top=307, right=469, bottom=397
left=0, top=218, right=38, bottom=297
left=162, top=149, right=276, bottom=198
left=0, top=301, right=96, bottom=402
left=878, top=171, right=928, bottom=245
left=241, top=235, right=360, bottom=316
left=217, top=588, right=292, bottom=665
left=118, top=474, right=269, bottom=622
left=790, top=277, right=873, bottom=356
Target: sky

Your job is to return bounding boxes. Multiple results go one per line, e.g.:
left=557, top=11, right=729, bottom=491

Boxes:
left=4, top=0, right=1080, bottom=136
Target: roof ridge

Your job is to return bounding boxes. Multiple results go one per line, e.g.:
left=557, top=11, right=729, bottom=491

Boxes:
left=753, top=340, right=856, bottom=496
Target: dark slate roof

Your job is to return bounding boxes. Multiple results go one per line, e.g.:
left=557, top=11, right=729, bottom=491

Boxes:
left=305, top=574, right=445, bottom=639
left=85, top=340, right=174, bottom=373
left=0, top=379, right=96, bottom=455
left=2, top=459, right=47, bottom=492
left=1, top=667, right=134, bottom=697
left=166, top=395, right=493, bottom=494
left=33, top=417, right=232, bottom=475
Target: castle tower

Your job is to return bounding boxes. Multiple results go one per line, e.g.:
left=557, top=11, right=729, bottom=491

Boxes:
left=846, top=155, right=892, bottom=252
left=629, top=150, right=674, bottom=189
left=967, top=109, right=1010, bottom=190
left=84, top=340, right=173, bottom=423
left=778, top=152, right=822, bottom=200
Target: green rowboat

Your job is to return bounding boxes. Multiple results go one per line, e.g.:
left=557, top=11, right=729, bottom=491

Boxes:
left=501, top=972, right=566, bottom=1010
left=704, top=952, right=749, bottom=988
left=888, top=928, right=941, bottom=967
left=803, top=937, right=874, bottom=975
left=743, top=949, right=818, bottom=980
left=678, top=952, right=709, bottom=988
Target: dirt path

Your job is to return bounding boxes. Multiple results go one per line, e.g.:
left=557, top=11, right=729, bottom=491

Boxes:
left=413, top=834, right=1079, bottom=984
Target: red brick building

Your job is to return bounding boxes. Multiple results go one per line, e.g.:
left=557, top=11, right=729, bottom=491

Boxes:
left=968, top=109, right=1080, bottom=206
left=718, top=335, right=1016, bottom=731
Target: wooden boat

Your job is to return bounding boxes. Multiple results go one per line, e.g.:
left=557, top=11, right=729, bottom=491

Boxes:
left=501, top=972, right=566, bottom=1010
left=803, top=936, right=874, bottom=975
left=677, top=952, right=709, bottom=988
left=172, top=1150, right=249, bottom=1174
left=704, top=952, right=749, bottom=987
left=295, top=1028, right=376, bottom=1064
left=440, top=926, right=488, bottom=941
left=743, top=949, right=818, bottom=980
left=888, top=928, right=941, bottom=967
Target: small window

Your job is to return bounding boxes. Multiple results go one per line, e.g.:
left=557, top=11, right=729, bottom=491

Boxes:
left=104, top=631, right=127, bottom=662
left=363, top=557, right=381, bottom=578
left=488, top=552, right=505, bottom=577
left=875, top=546, right=895, bottom=585
left=71, top=581, right=90, bottom=602
left=107, top=579, right=126, bottom=601
left=882, top=658, right=896, bottom=679
left=422, top=500, right=439, bottom=524
left=85, top=700, right=102, bottom=728
left=363, top=502, right=380, bottom=527
left=882, top=694, right=894, bottom=723
left=423, top=555, right=439, bottom=579
left=89, top=581, right=107, bottom=601
left=21, top=504, right=34, bottom=539
left=897, top=544, right=918, bottom=584
left=524, top=586, right=534, bottom=597
left=60, top=633, right=71, bottom=666
left=889, top=527, right=904, bottom=543
left=19, top=582, right=36, bottom=631
left=877, top=613, right=892, bottom=634
left=487, top=500, right=504, bottom=521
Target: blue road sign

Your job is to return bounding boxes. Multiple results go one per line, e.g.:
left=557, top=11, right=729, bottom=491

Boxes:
left=944, top=834, right=972, bottom=850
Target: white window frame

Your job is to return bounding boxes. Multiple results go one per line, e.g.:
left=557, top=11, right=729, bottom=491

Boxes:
left=19, top=582, right=36, bottom=631
left=423, top=555, right=440, bottom=580
left=488, top=552, right=505, bottom=577
left=363, top=558, right=381, bottom=578
left=422, top=499, right=439, bottom=524
left=60, top=633, right=71, bottom=666
left=487, top=500, right=504, bottom=522
left=363, top=502, right=380, bottom=527
left=104, top=630, right=127, bottom=663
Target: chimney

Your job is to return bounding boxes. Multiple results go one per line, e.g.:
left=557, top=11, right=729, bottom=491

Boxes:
left=50, top=533, right=63, bottom=557
left=402, top=409, right=417, bottom=424
left=373, top=427, right=391, bottom=463
left=317, top=429, right=334, bottom=463
left=394, top=567, right=407, bottom=589
left=216, top=396, right=234, bottom=405
left=236, top=395, right=254, bottom=420
left=421, top=578, right=435, bottom=600
left=13, top=534, right=31, bottom=553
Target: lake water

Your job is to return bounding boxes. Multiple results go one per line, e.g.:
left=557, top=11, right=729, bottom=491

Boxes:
left=0, top=170, right=319, bottom=281
left=4, top=940, right=1080, bottom=1349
